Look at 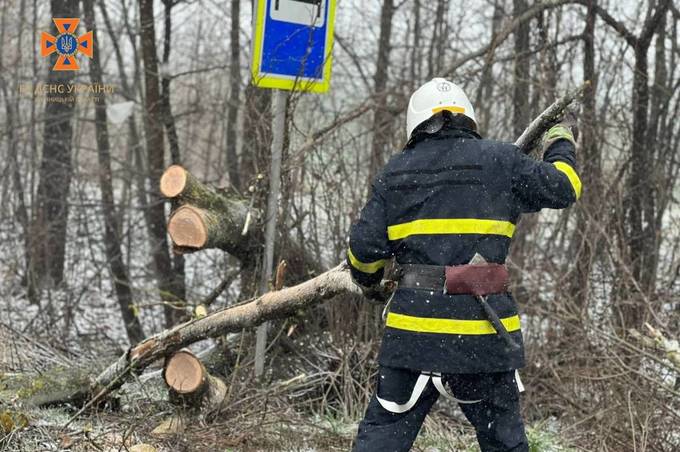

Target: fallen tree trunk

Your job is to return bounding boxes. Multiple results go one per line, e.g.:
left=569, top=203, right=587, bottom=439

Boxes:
left=87, top=264, right=358, bottom=398
left=164, top=350, right=227, bottom=412
left=68, top=88, right=583, bottom=411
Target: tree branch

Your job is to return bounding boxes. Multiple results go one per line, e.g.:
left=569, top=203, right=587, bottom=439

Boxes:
left=514, top=81, right=590, bottom=154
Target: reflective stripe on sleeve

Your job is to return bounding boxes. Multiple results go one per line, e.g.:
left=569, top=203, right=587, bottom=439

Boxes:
left=553, top=161, right=582, bottom=200
left=387, top=218, right=515, bottom=241
left=385, top=312, right=521, bottom=335
left=347, top=248, right=386, bottom=274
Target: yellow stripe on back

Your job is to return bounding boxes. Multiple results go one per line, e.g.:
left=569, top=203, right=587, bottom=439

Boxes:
left=387, top=218, right=515, bottom=241
left=386, top=312, right=521, bottom=335
left=553, top=162, right=582, bottom=199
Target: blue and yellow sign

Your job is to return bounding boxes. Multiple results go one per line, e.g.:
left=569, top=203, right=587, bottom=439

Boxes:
left=251, top=0, right=336, bottom=93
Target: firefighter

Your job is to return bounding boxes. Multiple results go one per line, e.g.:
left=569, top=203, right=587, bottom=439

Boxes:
left=348, top=78, right=581, bottom=452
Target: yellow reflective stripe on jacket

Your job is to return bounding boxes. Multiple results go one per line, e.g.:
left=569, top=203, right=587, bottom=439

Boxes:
left=386, top=312, right=521, bottom=335
left=347, top=248, right=386, bottom=274
left=387, top=218, right=515, bottom=241
left=553, top=162, right=582, bottom=200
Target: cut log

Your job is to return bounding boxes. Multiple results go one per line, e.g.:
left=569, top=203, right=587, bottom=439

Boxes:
left=162, top=165, right=258, bottom=262
left=159, top=164, right=192, bottom=198
left=167, top=205, right=248, bottom=254
left=167, top=206, right=208, bottom=248
left=164, top=350, right=227, bottom=412
left=161, top=165, right=328, bottom=283
left=160, top=165, right=250, bottom=214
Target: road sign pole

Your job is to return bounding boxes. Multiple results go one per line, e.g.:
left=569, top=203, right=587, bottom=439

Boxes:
left=251, top=0, right=335, bottom=378
left=255, top=88, right=288, bottom=378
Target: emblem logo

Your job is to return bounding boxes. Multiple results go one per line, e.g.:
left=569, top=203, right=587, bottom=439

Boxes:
left=436, top=82, right=451, bottom=92
left=40, top=18, right=93, bottom=71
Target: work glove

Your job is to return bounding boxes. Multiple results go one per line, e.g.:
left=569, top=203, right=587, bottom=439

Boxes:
left=542, top=112, right=578, bottom=152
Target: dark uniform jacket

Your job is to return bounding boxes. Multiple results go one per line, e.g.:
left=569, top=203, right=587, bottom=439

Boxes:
left=347, top=127, right=580, bottom=374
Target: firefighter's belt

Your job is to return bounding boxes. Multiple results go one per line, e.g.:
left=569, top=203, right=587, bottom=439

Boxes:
left=395, top=263, right=520, bottom=350
left=397, top=263, right=509, bottom=295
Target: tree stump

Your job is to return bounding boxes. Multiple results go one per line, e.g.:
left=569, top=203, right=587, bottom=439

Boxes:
left=163, top=350, right=227, bottom=413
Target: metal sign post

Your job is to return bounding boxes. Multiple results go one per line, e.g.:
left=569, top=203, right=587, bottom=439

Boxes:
left=251, top=0, right=336, bottom=378
left=254, top=89, right=287, bottom=378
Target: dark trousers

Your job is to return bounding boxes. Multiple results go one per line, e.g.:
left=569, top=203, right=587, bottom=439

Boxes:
left=353, top=366, right=528, bottom=452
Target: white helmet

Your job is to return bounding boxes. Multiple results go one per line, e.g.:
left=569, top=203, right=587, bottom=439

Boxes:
left=406, top=78, right=477, bottom=139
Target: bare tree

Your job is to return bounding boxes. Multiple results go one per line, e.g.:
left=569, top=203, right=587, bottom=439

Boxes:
left=225, top=0, right=242, bottom=191
left=139, top=0, right=184, bottom=327
left=28, top=0, right=79, bottom=300
left=579, top=0, right=673, bottom=327
left=570, top=0, right=600, bottom=312
left=159, top=0, right=187, bottom=314
left=367, top=0, right=395, bottom=188
left=83, top=0, right=144, bottom=343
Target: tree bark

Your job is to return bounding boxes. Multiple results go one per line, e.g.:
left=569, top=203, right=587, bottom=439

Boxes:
left=83, top=0, right=145, bottom=344
left=225, top=0, right=242, bottom=191
left=509, top=0, right=535, bottom=292
left=367, top=0, right=395, bottom=188
left=409, top=0, right=421, bottom=87
left=0, top=0, right=30, bottom=286
left=427, top=0, right=449, bottom=79
left=570, top=0, right=600, bottom=314
left=474, top=0, right=504, bottom=134
left=28, top=0, right=78, bottom=299
left=160, top=0, right=181, bottom=166
left=240, top=77, right=272, bottom=296
left=139, top=0, right=184, bottom=327
left=159, top=0, right=187, bottom=315
left=98, top=0, right=146, bottom=230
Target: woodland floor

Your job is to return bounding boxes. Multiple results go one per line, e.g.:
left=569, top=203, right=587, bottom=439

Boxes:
left=1, top=397, right=576, bottom=452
